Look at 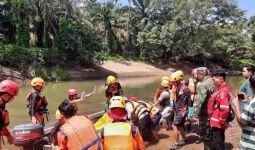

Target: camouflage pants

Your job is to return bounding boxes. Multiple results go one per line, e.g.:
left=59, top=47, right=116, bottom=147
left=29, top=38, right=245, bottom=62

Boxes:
left=198, top=119, right=212, bottom=150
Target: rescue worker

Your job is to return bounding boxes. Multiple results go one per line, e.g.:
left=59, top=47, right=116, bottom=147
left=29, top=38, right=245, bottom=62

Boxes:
left=67, top=88, right=79, bottom=100
left=0, top=80, right=19, bottom=149
left=125, top=97, right=156, bottom=141
left=187, top=68, right=199, bottom=117
left=105, top=75, right=124, bottom=112
left=153, top=79, right=173, bottom=130
left=208, top=70, right=231, bottom=150
left=51, top=87, right=96, bottom=144
left=169, top=71, right=191, bottom=150
left=54, top=99, right=102, bottom=150
left=100, top=96, right=145, bottom=150
left=184, top=69, right=198, bottom=132
left=153, top=80, right=171, bottom=110
left=135, top=98, right=161, bottom=131
left=66, top=87, right=96, bottom=110
left=27, top=77, right=48, bottom=125
left=50, top=110, right=65, bottom=146
left=192, top=67, right=216, bottom=149
left=153, top=76, right=170, bottom=103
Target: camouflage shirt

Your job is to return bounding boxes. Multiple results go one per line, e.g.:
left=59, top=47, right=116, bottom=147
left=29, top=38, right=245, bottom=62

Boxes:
left=192, top=76, right=216, bottom=119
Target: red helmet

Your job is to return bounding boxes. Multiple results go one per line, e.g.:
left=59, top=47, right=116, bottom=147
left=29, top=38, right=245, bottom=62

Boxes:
left=0, top=80, right=19, bottom=96
left=67, top=89, right=78, bottom=96
left=129, top=97, right=138, bottom=102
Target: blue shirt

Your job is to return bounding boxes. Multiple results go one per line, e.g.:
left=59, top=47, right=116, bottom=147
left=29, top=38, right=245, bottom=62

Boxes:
left=239, top=79, right=254, bottom=111
left=240, top=79, right=254, bottom=97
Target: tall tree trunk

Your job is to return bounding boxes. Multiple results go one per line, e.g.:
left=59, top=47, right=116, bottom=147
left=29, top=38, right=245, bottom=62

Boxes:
left=43, top=0, right=49, bottom=48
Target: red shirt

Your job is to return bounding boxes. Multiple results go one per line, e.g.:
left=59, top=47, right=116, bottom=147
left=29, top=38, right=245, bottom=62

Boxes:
left=208, top=82, right=231, bottom=129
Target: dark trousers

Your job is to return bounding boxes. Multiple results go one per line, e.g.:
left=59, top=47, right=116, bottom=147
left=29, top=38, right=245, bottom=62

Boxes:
left=211, top=127, right=225, bottom=150
left=151, top=113, right=161, bottom=129
left=138, top=114, right=151, bottom=140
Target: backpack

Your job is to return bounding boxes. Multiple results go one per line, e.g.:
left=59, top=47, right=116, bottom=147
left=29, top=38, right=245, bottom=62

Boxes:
left=228, top=104, right=235, bottom=122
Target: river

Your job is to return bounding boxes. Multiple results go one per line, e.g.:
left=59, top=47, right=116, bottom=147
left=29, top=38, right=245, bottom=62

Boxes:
left=3, top=75, right=245, bottom=149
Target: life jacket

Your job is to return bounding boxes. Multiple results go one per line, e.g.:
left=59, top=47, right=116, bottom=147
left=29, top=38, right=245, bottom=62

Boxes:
left=0, top=102, right=7, bottom=128
left=26, top=92, right=47, bottom=114
left=131, top=101, right=148, bottom=119
left=102, top=122, right=137, bottom=150
left=188, top=78, right=195, bottom=94
left=173, top=83, right=189, bottom=116
left=0, top=109, right=10, bottom=131
left=188, top=78, right=197, bottom=101
left=137, top=101, right=159, bottom=118
left=60, top=115, right=101, bottom=150
left=106, top=82, right=121, bottom=96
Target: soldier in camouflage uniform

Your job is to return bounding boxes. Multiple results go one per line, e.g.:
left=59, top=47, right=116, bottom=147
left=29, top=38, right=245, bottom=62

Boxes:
left=192, top=67, right=216, bottom=150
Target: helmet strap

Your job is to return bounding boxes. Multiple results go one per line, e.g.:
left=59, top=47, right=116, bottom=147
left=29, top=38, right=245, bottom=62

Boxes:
left=0, top=94, right=13, bottom=105
left=4, top=95, right=13, bottom=103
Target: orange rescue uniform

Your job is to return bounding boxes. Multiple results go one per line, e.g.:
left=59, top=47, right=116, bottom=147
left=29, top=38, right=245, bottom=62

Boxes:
left=56, top=115, right=101, bottom=150
left=100, top=122, right=145, bottom=150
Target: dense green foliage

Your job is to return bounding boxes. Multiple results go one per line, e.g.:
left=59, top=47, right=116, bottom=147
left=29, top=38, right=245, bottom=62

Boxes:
left=1, top=0, right=255, bottom=80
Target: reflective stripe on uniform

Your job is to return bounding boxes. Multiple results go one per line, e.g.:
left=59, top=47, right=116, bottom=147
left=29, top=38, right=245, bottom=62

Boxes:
left=220, top=105, right=229, bottom=109
left=211, top=118, right=219, bottom=122
left=81, top=134, right=101, bottom=150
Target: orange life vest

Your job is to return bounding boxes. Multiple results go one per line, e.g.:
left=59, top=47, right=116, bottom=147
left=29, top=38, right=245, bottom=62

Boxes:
left=0, top=109, right=10, bottom=129
left=188, top=78, right=197, bottom=101
left=60, top=115, right=101, bottom=150
left=103, top=122, right=137, bottom=150
left=26, top=92, right=47, bottom=112
left=138, top=101, right=159, bottom=118
left=27, top=92, right=48, bottom=123
left=106, top=82, right=121, bottom=95
left=131, top=101, right=148, bottom=119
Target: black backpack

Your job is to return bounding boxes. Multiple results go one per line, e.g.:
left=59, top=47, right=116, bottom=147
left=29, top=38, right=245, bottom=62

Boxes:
left=228, top=104, right=235, bottom=122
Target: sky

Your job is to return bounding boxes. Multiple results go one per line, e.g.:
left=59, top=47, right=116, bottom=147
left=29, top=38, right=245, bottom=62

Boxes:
left=238, top=0, right=255, bottom=18
left=99, top=0, right=255, bottom=18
